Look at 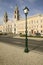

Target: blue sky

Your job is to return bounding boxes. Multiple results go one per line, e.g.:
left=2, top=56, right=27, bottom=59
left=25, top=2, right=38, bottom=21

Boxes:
left=0, top=0, right=43, bottom=25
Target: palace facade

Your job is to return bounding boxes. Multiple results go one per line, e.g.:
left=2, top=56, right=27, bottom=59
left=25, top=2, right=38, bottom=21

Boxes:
left=3, top=5, right=43, bottom=36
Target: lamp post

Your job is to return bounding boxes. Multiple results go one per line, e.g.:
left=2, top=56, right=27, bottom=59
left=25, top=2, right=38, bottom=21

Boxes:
left=23, top=7, right=29, bottom=53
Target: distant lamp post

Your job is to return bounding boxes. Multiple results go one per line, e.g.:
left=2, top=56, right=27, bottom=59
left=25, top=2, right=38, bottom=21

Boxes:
left=23, top=6, right=29, bottom=53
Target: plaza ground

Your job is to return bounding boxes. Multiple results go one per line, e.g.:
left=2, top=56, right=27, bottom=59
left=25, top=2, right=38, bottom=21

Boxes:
left=13, top=36, right=43, bottom=41
left=0, top=41, right=43, bottom=65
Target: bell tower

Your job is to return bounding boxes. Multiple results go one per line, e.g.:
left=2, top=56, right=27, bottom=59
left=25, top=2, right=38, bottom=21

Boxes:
left=3, top=11, right=8, bottom=23
left=14, top=5, right=19, bottom=20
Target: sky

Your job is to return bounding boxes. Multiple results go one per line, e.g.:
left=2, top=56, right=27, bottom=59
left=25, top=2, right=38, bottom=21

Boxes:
left=0, top=0, right=43, bottom=25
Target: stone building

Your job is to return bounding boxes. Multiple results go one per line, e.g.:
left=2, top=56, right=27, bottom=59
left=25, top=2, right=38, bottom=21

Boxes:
left=0, top=25, right=3, bottom=33
left=3, top=5, right=43, bottom=36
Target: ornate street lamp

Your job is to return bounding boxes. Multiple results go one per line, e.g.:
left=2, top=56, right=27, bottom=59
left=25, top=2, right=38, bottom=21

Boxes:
left=23, top=6, right=29, bottom=53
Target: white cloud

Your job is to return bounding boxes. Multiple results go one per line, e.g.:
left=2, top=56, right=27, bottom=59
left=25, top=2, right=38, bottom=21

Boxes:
left=17, top=0, right=24, bottom=4
left=8, top=12, right=13, bottom=16
left=27, top=0, right=35, bottom=3
left=19, top=0, right=35, bottom=4
left=10, top=5, right=13, bottom=9
left=34, top=9, right=42, bottom=13
left=31, top=8, right=43, bottom=15
left=8, top=12, right=13, bottom=20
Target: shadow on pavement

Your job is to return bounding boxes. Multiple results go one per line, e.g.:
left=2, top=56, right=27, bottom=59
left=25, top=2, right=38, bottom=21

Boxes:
left=0, top=36, right=43, bottom=53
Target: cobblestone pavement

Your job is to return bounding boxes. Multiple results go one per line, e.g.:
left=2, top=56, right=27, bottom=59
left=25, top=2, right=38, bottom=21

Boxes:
left=0, top=42, right=43, bottom=65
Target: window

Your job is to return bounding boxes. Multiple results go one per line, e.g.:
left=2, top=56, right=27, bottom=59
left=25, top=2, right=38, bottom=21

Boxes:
left=14, top=28, right=16, bottom=31
left=41, top=30, right=43, bottom=33
left=15, top=11, right=16, bottom=14
left=41, top=19, right=42, bottom=22
left=37, top=25, right=38, bottom=28
left=37, top=20, right=38, bottom=23
left=34, top=20, right=35, bottom=23
left=37, top=30, right=38, bottom=33
left=6, top=29, right=7, bottom=32
left=8, top=25, right=9, bottom=28
left=14, top=24, right=16, bottom=26
left=15, top=15, right=16, bottom=18
left=10, top=28, right=12, bottom=32
left=41, top=25, right=42, bottom=28
left=31, top=20, right=33, bottom=24
left=11, top=25, right=12, bottom=28
left=6, top=26, right=7, bottom=28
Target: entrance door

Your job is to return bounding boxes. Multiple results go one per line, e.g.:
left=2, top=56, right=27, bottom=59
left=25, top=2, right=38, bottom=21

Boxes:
left=31, top=30, right=33, bottom=34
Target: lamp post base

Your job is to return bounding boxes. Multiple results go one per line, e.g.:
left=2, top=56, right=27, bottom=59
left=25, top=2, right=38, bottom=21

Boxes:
left=24, top=47, right=29, bottom=53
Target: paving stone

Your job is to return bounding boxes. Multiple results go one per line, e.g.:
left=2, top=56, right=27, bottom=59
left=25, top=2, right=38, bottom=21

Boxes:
left=0, top=42, right=43, bottom=65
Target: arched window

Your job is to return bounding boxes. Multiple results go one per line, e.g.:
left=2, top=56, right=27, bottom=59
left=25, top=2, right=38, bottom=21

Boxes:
left=15, top=11, right=16, bottom=14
